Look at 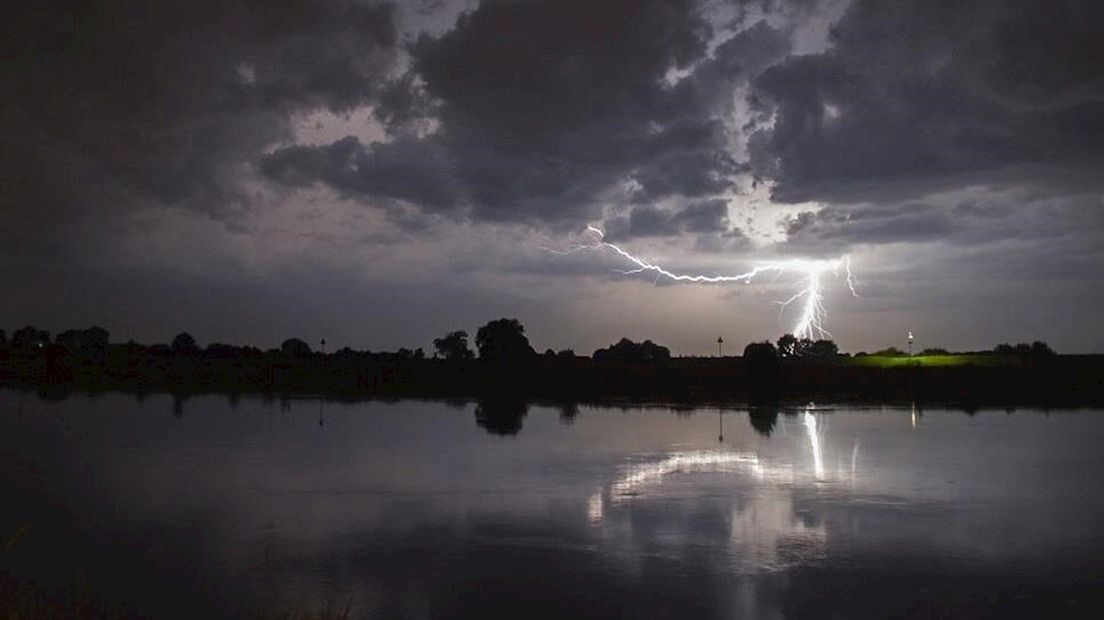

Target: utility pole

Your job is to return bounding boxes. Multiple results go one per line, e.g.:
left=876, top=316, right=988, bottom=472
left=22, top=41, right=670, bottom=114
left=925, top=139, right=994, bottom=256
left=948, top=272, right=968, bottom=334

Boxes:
left=320, top=338, right=326, bottom=354
left=908, top=331, right=914, bottom=356
left=717, top=336, right=724, bottom=358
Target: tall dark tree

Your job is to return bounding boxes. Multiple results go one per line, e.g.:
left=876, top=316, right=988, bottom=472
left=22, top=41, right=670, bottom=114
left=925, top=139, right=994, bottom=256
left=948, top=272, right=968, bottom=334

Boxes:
left=0, top=329, right=6, bottom=347
left=1030, top=341, right=1056, bottom=356
left=281, top=338, right=312, bottom=358
left=742, top=341, right=778, bottom=365
left=433, top=330, right=474, bottom=360
left=475, top=318, right=534, bottom=363
left=776, top=334, right=797, bottom=358
left=12, top=326, right=50, bottom=350
left=59, top=329, right=83, bottom=354
left=743, top=341, right=781, bottom=402
left=171, top=332, right=200, bottom=355
left=806, top=339, right=839, bottom=358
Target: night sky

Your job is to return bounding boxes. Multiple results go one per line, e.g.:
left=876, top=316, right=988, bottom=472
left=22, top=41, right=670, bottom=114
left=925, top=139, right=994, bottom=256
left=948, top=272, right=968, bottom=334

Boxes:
left=3, top=0, right=1103, bottom=354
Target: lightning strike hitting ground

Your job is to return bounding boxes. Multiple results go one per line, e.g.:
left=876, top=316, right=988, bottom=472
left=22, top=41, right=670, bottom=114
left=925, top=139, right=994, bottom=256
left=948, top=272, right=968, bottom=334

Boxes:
left=579, top=226, right=856, bottom=339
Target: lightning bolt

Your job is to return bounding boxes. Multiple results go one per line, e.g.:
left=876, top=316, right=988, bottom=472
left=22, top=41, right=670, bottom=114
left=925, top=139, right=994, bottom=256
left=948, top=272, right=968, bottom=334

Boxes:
left=581, top=226, right=856, bottom=340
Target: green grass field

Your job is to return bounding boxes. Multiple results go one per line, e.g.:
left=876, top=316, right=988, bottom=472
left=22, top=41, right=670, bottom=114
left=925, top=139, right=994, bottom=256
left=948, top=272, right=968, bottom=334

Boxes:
left=842, top=354, right=1022, bottom=368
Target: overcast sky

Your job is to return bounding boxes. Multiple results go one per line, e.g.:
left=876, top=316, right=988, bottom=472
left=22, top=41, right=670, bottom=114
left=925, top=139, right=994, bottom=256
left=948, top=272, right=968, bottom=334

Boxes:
left=3, top=0, right=1103, bottom=354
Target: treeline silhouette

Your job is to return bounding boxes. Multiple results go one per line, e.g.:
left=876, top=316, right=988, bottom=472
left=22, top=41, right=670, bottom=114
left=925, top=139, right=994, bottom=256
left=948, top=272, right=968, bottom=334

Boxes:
left=1, top=321, right=1101, bottom=411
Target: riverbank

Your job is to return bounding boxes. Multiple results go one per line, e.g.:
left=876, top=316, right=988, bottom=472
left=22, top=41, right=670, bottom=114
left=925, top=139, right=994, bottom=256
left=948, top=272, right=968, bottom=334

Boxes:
left=2, top=348, right=1102, bottom=407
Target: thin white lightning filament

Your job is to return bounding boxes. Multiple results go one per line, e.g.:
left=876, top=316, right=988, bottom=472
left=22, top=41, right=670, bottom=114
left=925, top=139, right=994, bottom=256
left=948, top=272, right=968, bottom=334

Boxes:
left=584, top=226, right=855, bottom=339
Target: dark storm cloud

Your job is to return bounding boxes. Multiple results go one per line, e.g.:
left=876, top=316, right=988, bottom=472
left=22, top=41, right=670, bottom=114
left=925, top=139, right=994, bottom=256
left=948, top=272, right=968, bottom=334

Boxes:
left=0, top=0, right=399, bottom=247
left=746, top=0, right=1104, bottom=204
left=260, top=135, right=461, bottom=210
left=604, top=199, right=731, bottom=241
left=782, top=202, right=955, bottom=251
left=262, top=1, right=796, bottom=225
left=9, top=0, right=1100, bottom=240
left=781, top=189, right=1104, bottom=263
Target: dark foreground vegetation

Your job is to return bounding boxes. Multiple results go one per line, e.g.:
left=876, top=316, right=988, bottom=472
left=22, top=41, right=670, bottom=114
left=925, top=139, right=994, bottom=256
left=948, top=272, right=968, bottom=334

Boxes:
left=1, top=321, right=1102, bottom=410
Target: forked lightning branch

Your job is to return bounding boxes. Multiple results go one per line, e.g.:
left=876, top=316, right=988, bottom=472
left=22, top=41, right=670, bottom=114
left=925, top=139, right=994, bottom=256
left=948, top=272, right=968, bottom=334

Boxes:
left=581, top=225, right=856, bottom=340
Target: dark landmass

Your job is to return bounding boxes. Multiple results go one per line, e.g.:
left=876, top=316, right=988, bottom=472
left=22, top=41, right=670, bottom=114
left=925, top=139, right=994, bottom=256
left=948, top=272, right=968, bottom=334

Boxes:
left=2, top=321, right=1102, bottom=412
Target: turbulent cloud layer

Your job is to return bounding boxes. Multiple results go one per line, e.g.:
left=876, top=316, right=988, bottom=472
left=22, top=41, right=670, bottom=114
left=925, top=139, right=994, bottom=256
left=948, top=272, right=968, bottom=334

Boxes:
left=747, top=0, right=1104, bottom=204
left=2, top=0, right=398, bottom=220
left=2, top=0, right=1103, bottom=352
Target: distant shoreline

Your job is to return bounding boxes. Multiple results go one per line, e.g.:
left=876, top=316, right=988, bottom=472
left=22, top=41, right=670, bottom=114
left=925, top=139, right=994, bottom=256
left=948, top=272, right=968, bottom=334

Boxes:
left=3, top=348, right=1102, bottom=408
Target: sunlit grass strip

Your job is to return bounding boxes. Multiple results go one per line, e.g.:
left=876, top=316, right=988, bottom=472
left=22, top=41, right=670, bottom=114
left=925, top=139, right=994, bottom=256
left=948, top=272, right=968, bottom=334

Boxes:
left=843, top=355, right=1022, bottom=368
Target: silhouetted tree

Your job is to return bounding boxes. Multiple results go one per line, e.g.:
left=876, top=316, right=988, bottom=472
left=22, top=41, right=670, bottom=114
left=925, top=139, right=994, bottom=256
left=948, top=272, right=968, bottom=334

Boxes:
left=240, top=346, right=264, bottom=358
left=0, top=329, right=6, bottom=347
left=743, top=341, right=781, bottom=402
left=557, top=349, right=575, bottom=359
left=171, top=332, right=200, bottom=356
left=1030, top=341, right=1056, bottom=356
left=776, top=334, right=797, bottom=357
left=795, top=337, right=816, bottom=358
left=149, top=344, right=171, bottom=356
left=994, top=341, right=1056, bottom=357
left=742, top=341, right=778, bottom=365
left=592, top=338, right=670, bottom=363
left=204, top=343, right=242, bottom=359
left=56, top=327, right=109, bottom=353
left=433, top=330, right=474, bottom=360
left=281, top=338, right=312, bottom=358
left=920, top=348, right=950, bottom=355
left=12, top=326, right=51, bottom=350
left=806, top=339, right=839, bottom=358
left=55, top=330, right=78, bottom=350
left=475, top=318, right=535, bottom=363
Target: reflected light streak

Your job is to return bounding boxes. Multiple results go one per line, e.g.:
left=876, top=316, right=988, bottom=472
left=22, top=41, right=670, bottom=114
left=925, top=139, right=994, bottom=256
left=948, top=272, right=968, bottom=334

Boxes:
left=804, top=412, right=824, bottom=480
left=606, top=409, right=838, bottom=507
left=610, top=451, right=780, bottom=503
left=587, top=491, right=604, bottom=526
left=851, top=440, right=860, bottom=485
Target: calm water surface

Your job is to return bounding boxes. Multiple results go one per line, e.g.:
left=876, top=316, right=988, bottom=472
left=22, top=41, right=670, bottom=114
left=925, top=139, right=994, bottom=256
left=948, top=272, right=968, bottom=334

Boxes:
left=2, top=391, right=1104, bottom=618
